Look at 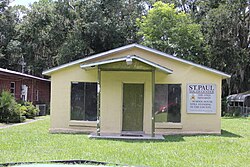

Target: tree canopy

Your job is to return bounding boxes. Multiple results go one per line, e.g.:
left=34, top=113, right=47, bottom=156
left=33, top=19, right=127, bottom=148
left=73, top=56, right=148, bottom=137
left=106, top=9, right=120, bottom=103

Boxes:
left=137, top=2, right=204, bottom=62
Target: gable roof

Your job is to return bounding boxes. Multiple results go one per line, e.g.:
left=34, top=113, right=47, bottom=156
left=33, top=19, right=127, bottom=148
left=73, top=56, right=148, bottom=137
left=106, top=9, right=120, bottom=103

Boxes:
left=0, top=68, right=50, bottom=82
left=80, top=55, right=173, bottom=74
left=42, top=43, right=231, bottom=78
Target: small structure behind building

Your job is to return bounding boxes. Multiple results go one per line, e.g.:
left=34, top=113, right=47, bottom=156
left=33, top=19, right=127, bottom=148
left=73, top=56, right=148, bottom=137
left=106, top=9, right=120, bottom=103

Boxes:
left=0, top=68, right=50, bottom=115
left=226, top=91, right=250, bottom=116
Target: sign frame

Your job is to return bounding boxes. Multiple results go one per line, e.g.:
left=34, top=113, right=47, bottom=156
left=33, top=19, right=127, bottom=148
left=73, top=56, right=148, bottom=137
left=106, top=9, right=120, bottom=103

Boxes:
left=186, top=84, right=217, bottom=114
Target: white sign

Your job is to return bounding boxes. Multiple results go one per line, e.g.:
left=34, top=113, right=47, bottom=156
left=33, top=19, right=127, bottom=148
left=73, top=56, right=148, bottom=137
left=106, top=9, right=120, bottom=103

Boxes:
left=187, top=84, right=216, bottom=113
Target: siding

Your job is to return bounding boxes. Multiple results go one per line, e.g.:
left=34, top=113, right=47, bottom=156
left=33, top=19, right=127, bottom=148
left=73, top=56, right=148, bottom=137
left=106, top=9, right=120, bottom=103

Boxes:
left=0, top=71, right=50, bottom=105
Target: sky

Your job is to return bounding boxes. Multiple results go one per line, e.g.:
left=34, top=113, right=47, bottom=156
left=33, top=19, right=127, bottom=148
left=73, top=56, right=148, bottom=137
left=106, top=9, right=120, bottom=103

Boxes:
left=10, top=0, right=38, bottom=7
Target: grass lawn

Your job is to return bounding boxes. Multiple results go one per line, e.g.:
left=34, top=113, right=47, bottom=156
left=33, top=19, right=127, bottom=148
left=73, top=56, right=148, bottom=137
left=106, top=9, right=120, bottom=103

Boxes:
left=0, top=123, right=5, bottom=127
left=0, top=116, right=249, bottom=167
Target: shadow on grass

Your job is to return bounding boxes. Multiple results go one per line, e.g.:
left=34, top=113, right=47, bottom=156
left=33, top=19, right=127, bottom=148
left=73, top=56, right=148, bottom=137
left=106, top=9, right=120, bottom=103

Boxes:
left=222, top=116, right=249, bottom=120
left=169, top=130, right=242, bottom=139
left=57, top=129, right=242, bottom=143
left=91, top=135, right=185, bottom=143
left=89, top=129, right=243, bottom=143
left=221, top=129, right=242, bottom=138
left=163, top=135, right=185, bottom=142
left=96, top=130, right=242, bottom=143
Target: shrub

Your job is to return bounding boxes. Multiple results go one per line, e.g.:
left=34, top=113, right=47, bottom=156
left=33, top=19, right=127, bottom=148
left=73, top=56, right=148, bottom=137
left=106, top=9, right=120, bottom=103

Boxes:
left=12, top=104, right=26, bottom=123
left=19, top=105, right=28, bottom=115
left=0, top=91, right=25, bottom=123
left=233, top=108, right=241, bottom=117
left=224, top=106, right=242, bottom=117
left=221, top=98, right=227, bottom=116
left=23, top=102, right=39, bottom=119
left=0, top=91, right=40, bottom=123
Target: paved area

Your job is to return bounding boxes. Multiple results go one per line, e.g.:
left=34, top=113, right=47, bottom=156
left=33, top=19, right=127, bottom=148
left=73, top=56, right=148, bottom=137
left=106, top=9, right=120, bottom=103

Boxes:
left=89, top=133, right=164, bottom=140
left=0, top=118, right=44, bottom=129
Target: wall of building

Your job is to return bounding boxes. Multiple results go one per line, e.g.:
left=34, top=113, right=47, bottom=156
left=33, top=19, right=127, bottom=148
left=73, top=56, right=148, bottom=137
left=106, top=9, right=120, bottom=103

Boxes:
left=138, top=49, right=221, bottom=134
left=49, top=47, right=223, bottom=135
left=85, top=47, right=223, bottom=134
left=101, top=71, right=152, bottom=134
left=155, top=69, right=221, bottom=135
left=50, top=65, right=97, bottom=133
left=0, top=73, right=50, bottom=106
left=0, top=72, right=23, bottom=99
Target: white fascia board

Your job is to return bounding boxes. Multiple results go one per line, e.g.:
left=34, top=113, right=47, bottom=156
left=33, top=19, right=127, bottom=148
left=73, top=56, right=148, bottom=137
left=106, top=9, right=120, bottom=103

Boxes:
left=42, top=44, right=138, bottom=76
left=81, top=55, right=173, bottom=74
left=80, top=57, right=127, bottom=68
left=134, top=44, right=231, bottom=78
left=43, top=43, right=230, bottom=78
left=0, top=68, right=50, bottom=82
left=131, top=56, right=173, bottom=74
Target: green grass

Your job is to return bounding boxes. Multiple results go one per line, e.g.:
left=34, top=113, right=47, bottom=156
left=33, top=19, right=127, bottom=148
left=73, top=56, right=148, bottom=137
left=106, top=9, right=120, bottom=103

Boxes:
left=0, top=116, right=249, bottom=167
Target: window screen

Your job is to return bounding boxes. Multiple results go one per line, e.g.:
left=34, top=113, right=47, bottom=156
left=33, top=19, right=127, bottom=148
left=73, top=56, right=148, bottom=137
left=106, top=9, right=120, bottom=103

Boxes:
left=71, top=82, right=97, bottom=121
left=154, top=84, right=181, bottom=123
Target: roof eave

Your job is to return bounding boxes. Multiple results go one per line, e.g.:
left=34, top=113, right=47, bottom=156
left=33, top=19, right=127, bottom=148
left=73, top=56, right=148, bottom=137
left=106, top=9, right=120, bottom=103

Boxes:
left=43, top=43, right=230, bottom=78
left=134, top=44, right=231, bottom=79
left=1, top=68, right=50, bottom=82
left=80, top=55, right=173, bottom=74
left=42, top=44, right=138, bottom=76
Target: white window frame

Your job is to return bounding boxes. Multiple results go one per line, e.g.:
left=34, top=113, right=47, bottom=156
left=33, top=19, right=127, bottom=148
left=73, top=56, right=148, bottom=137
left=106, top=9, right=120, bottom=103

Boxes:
left=70, top=82, right=98, bottom=121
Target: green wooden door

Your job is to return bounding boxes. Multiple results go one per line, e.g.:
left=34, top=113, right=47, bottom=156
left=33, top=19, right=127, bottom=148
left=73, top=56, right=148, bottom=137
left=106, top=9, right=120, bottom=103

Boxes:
left=122, top=84, right=144, bottom=131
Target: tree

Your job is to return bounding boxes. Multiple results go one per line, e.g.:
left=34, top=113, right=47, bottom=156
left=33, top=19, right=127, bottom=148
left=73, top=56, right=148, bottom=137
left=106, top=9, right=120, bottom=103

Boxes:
left=18, top=0, right=66, bottom=75
left=16, top=0, right=146, bottom=72
left=137, top=2, right=205, bottom=62
left=201, top=1, right=250, bottom=95
left=0, top=0, right=20, bottom=70
left=56, top=0, right=146, bottom=64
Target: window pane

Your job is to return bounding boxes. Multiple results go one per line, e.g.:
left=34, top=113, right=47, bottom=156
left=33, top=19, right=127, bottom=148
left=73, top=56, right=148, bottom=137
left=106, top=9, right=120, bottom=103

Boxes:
left=167, top=84, right=181, bottom=122
left=85, top=83, right=97, bottom=121
left=10, top=88, right=14, bottom=94
left=71, top=82, right=97, bottom=121
left=10, top=82, right=15, bottom=94
left=11, top=82, right=15, bottom=88
left=155, top=85, right=168, bottom=122
left=155, top=84, right=181, bottom=123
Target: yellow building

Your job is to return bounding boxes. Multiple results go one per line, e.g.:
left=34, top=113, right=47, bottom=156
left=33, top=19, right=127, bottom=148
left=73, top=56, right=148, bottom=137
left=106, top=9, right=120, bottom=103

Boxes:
left=43, top=44, right=230, bottom=139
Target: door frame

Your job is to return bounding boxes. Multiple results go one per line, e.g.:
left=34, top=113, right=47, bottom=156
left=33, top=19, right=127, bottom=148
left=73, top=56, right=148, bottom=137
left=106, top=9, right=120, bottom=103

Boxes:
left=122, top=82, right=145, bottom=132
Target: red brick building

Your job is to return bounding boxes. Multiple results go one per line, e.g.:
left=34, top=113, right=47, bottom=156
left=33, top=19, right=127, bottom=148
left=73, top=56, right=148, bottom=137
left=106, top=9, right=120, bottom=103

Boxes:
left=0, top=68, right=50, bottom=108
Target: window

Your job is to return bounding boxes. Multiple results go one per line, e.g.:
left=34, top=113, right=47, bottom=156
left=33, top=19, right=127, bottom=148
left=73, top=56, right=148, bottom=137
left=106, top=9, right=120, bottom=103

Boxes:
left=71, top=82, right=97, bottom=121
left=10, top=82, right=15, bottom=94
left=154, top=84, right=181, bottom=123
left=21, top=85, right=28, bottom=101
